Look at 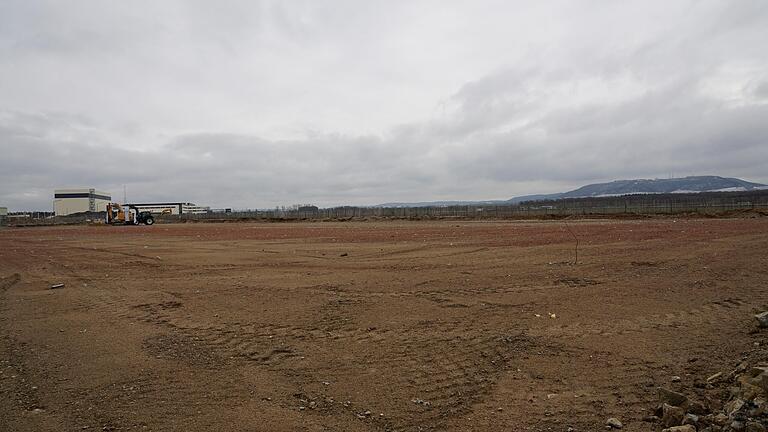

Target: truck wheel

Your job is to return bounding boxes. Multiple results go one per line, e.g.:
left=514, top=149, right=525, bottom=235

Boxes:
left=145, top=216, right=155, bottom=225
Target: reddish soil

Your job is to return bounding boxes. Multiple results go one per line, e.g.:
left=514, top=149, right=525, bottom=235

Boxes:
left=1, top=219, right=767, bottom=431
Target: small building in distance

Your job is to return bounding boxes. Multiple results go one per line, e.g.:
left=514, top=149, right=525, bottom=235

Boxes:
left=297, top=205, right=320, bottom=216
left=54, top=189, right=112, bottom=216
left=127, top=202, right=210, bottom=215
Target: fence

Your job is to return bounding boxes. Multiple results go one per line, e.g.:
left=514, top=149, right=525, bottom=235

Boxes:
left=164, top=190, right=768, bottom=222
left=6, top=190, right=768, bottom=226
left=7, top=212, right=103, bottom=227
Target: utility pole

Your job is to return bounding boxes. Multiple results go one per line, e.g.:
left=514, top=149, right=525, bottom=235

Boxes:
left=123, top=185, right=127, bottom=204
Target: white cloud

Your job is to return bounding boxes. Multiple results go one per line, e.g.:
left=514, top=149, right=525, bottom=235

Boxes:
left=1, top=0, right=767, bottom=210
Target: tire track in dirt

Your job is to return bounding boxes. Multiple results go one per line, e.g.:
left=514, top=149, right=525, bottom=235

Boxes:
left=0, top=273, right=21, bottom=292
left=519, top=356, right=660, bottom=428
left=0, top=274, right=22, bottom=322
left=83, top=290, right=371, bottom=366
left=68, top=371, right=247, bottom=431
left=0, top=336, right=46, bottom=414
left=47, top=267, right=757, bottom=431
left=534, top=294, right=768, bottom=338
left=278, top=332, right=534, bottom=432
left=81, top=288, right=539, bottom=431
left=42, top=291, right=259, bottom=430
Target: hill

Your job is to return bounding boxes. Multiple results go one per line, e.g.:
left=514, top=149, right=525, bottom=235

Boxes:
left=376, top=176, right=766, bottom=207
left=516, top=176, right=766, bottom=203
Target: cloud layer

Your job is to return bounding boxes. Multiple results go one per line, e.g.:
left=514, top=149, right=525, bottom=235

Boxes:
left=1, top=1, right=767, bottom=210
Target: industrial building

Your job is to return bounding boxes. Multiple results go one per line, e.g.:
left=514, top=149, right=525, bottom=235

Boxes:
left=0, top=207, right=7, bottom=227
left=127, top=202, right=210, bottom=215
left=54, top=189, right=112, bottom=216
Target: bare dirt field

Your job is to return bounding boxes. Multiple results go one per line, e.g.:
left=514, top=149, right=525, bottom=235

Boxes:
left=1, top=219, right=767, bottom=431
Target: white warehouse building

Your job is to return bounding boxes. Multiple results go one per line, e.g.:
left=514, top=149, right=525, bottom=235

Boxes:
left=127, top=202, right=210, bottom=215
left=54, top=189, right=112, bottom=216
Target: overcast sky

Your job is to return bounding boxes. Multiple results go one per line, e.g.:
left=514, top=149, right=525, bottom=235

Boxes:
left=1, top=0, right=767, bottom=210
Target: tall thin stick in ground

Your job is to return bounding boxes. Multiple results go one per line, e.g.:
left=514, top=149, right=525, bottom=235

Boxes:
left=564, top=219, right=579, bottom=265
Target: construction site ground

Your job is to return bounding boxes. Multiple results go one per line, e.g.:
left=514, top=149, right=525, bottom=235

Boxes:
left=1, top=218, right=767, bottom=431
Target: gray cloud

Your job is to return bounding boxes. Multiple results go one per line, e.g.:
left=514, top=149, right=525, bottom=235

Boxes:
left=1, top=1, right=767, bottom=210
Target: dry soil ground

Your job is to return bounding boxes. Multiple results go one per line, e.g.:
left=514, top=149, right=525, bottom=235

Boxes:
left=1, top=219, right=767, bottom=432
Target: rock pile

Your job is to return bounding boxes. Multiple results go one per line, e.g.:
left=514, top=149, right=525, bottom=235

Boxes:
left=650, top=366, right=767, bottom=431
left=646, top=387, right=700, bottom=431
left=649, top=364, right=767, bottom=432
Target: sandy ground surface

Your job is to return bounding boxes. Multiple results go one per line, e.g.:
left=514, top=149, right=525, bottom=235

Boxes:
left=1, top=219, right=767, bottom=431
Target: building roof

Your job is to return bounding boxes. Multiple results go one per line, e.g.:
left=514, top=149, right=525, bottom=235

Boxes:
left=54, top=190, right=111, bottom=200
left=54, top=188, right=111, bottom=195
left=127, top=203, right=201, bottom=206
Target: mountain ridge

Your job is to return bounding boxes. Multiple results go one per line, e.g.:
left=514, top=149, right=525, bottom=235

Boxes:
left=374, top=176, right=767, bottom=207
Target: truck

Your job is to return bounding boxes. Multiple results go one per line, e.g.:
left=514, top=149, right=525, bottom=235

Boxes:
left=105, top=203, right=155, bottom=225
